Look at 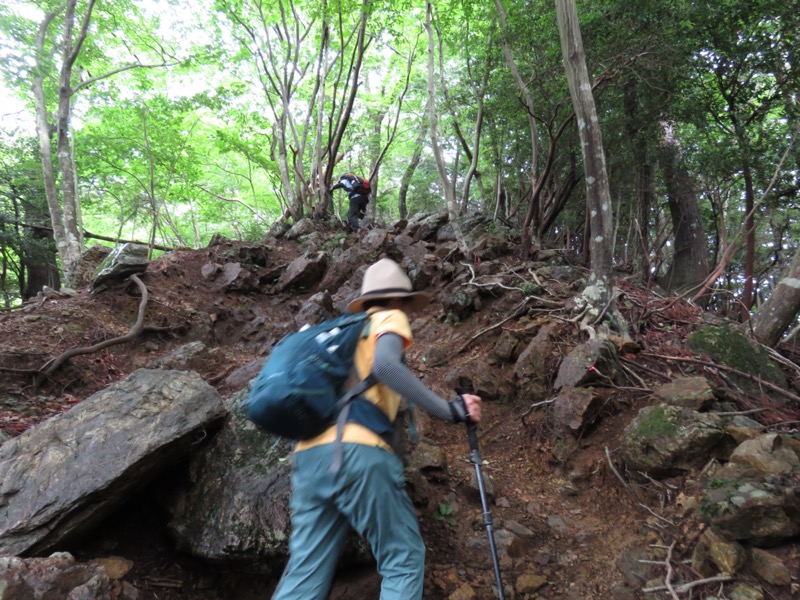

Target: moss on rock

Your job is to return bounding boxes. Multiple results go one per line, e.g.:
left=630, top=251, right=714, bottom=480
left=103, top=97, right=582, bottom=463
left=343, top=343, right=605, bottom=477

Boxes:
left=687, top=326, right=786, bottom=394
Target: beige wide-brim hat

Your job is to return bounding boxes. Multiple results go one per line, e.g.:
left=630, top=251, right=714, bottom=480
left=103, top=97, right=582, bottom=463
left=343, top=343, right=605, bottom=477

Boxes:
left=346, top=258, right=431, bottom=314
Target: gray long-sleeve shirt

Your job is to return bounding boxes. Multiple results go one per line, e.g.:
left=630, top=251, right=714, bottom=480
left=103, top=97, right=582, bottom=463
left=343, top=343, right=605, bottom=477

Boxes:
left=372, top=333, right=462, bottom=422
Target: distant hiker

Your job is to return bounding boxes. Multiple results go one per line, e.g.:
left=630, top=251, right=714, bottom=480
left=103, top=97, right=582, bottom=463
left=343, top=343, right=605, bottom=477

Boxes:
left=329, top=173, right=371, bottom=232
left=271, top=258, right=482, bottom=600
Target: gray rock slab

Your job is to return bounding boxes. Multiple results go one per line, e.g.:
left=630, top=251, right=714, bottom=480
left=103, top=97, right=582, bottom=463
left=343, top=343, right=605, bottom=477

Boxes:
left=0, top=369, right=226, bottom=556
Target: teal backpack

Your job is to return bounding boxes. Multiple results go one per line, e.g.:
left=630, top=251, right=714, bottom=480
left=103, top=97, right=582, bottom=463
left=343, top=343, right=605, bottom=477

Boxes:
left=244, top=312, right=394, bottom=454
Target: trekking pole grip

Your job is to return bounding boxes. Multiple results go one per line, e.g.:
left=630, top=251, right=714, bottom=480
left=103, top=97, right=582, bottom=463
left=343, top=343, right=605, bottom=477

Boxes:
left=455, top=386, right=480, bottom=453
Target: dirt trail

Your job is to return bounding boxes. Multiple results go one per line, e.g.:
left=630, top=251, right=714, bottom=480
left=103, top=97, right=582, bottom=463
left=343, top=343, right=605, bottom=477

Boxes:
left=1, top=236, right=797, bottom=599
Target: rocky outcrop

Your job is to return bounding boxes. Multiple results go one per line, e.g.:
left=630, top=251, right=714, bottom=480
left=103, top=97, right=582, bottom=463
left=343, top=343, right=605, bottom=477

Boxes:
left=164, top=396, right=295, bottom=570
left=0, top=369, right=226, bottom=556
left=90, top=243, right=150, bottom=292
left=0, top=552, right=137, bottom=599
left=276, top=251, right=329, bottom=292
left=687, top=325, right=787, bottom=394
left=652, top=376, right=716, bottom=410
left=700, top=433, right=800, bottom=546
left=620, top=404, right=728, bottom=477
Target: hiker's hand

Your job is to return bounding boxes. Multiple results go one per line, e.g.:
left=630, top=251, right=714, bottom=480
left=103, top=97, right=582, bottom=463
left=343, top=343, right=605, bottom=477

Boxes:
left=462, top=393, right=481, bottom=423
left=450, top=393, right=481, bottom=423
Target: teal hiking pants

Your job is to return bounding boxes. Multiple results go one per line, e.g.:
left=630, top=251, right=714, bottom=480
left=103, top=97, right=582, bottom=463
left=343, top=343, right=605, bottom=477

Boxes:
left=271, top=443, right=425, bottom=600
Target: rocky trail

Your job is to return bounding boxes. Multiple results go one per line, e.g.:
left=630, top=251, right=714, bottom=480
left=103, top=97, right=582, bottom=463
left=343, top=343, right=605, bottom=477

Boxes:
left=0, top=216, right=798, bottom=599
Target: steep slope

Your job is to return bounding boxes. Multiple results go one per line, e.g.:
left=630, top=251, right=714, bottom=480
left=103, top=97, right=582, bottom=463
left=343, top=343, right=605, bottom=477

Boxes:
left=0, top=224, right=797, bottom=599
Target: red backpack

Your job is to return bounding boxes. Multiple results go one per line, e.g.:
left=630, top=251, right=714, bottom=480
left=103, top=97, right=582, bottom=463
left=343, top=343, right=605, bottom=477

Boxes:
left=344, top=174, right=371, bottom=196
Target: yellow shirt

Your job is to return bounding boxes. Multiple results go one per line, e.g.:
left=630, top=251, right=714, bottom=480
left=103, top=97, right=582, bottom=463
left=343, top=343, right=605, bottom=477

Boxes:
left=294, top=308, right=413, bottom=453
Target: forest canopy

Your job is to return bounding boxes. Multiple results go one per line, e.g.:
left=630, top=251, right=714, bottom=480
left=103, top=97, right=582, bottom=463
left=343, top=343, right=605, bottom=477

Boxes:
left=1, top=0, right=799, bottom=344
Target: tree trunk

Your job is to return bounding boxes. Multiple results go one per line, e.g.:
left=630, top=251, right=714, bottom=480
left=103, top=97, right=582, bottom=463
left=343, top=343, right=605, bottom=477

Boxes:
left=397, top=120, right=428, bottom=220
left=496, top=0, right=542, bottom=249
left=555, top=0, right=614, bottom=317
left=740, top=158, right=756, bottom=319
left=622, top=78, right=655, bottom=281
left=660, top=133, right=710, bottom=295
left=22, top=193, right=61, bottom=299
left=32, top=0, right=95, bottom=287
left=366, top=103, right=386, bottom=225
left=32, top=8, right=68, bottom=283
left=23, top=226, right=61, bottom=300
left=425, top=1, right=469, bottom=257
left=322, top=3, right=369, bottom=205
left=751, top=246, right=800, bottom=347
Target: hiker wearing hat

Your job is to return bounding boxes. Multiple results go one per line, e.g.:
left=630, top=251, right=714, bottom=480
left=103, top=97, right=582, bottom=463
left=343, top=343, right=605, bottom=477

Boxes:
left=272, top=258, right=481, bottom=600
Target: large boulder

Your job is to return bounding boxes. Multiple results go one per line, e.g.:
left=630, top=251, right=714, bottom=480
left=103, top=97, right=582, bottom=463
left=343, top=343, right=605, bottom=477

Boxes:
left=0, top=369, right=226, bottom=556
left=554, top=339, right=621, bottom=390
left=409, top=211, right=448, bottom=242
left=90, top=243, right=150, bottom=292
left=553, top=386, right=605, bottom=437
left=653, top=377, right=716, bottom=410
left=687, top=325, right=786, bottom=395
left=700, top=433, right=800, bottom=546
left=164, top=396, right=372, bottom=571
left=164, top=397, right=294, bottom=571
left=70, top=245, right=112, bottom=290
left=621, top=404, right=728, bottom=478
left=276, top=251, right=329, bottom=292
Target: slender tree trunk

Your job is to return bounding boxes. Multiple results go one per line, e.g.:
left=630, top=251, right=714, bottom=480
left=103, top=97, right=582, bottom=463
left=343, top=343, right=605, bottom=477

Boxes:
left=32, top=0, right=95, bottom=287
left=142, top=105, right=160, bottom=258
left=398, top=119, right=428, bottom=220
left=555, top=0, right=613, bottom=318
left=425, top=1, right=469, bottom=256
left=33, top=8, right=68, bottom=283
left=740, top=159, right=756, bottom=319
left=313, top=21, right=331, bottom=218
left=366, top=103, right=386, bottom=224
left=460, top=86, right=486, bottom=213
left=323, top=2, right=369, bottom=199
left=495, top=0, right=541, bottom=247
left=751, top=246, right=800, bottom=347
left=622, top=78, right=654, bottom=280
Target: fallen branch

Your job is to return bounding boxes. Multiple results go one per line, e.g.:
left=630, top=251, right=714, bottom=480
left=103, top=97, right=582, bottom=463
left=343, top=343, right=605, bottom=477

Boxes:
left=605, top=446, right=628, bottom=489
left=641, top=574, right=732, bottom=595
left=36, top=275, right=149, bottom=384
left=642, top=541, right=680, bottom=600
left=520, top=397, right=556, bottom=423
left=639, top=503, right=675, bottom=527
left=620, top=356, right=672, bottom=382
left=766, top=346, right=800, bottom=378
left=641, top=352, right=800, bottom=405
left=0, top=366, right=40, bottom=375
left=711, top=408, right=769, bottom=417
left=0, top=217, right=176, bottom=252
left=617, top=360, right=650, bottom=389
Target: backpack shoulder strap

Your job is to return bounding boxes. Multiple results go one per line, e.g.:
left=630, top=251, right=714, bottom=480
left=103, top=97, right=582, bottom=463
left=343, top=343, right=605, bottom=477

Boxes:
left=328, top=309, right=393, bottom=473
left=330, top=373, right=379, bottom=473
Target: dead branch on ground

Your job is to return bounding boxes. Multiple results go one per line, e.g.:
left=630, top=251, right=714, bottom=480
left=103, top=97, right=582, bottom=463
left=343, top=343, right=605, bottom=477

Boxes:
left=640, top=542, right=680, bottom=599
left=641, top=572, right=732, bottom=596
left=642, top=352, right=800, bottom=405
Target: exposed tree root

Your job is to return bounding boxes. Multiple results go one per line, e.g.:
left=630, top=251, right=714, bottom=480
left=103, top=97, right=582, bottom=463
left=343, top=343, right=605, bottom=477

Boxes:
left=35, top=275, right=149, bottom=387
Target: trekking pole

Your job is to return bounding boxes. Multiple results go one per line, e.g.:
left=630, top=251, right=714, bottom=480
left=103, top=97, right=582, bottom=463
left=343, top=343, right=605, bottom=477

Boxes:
left=456, top=388, right=505, bottom=600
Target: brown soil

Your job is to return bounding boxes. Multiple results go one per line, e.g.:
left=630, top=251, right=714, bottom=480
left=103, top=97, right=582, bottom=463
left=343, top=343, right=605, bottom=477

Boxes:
left=1, top=234, right=798, bottom=600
